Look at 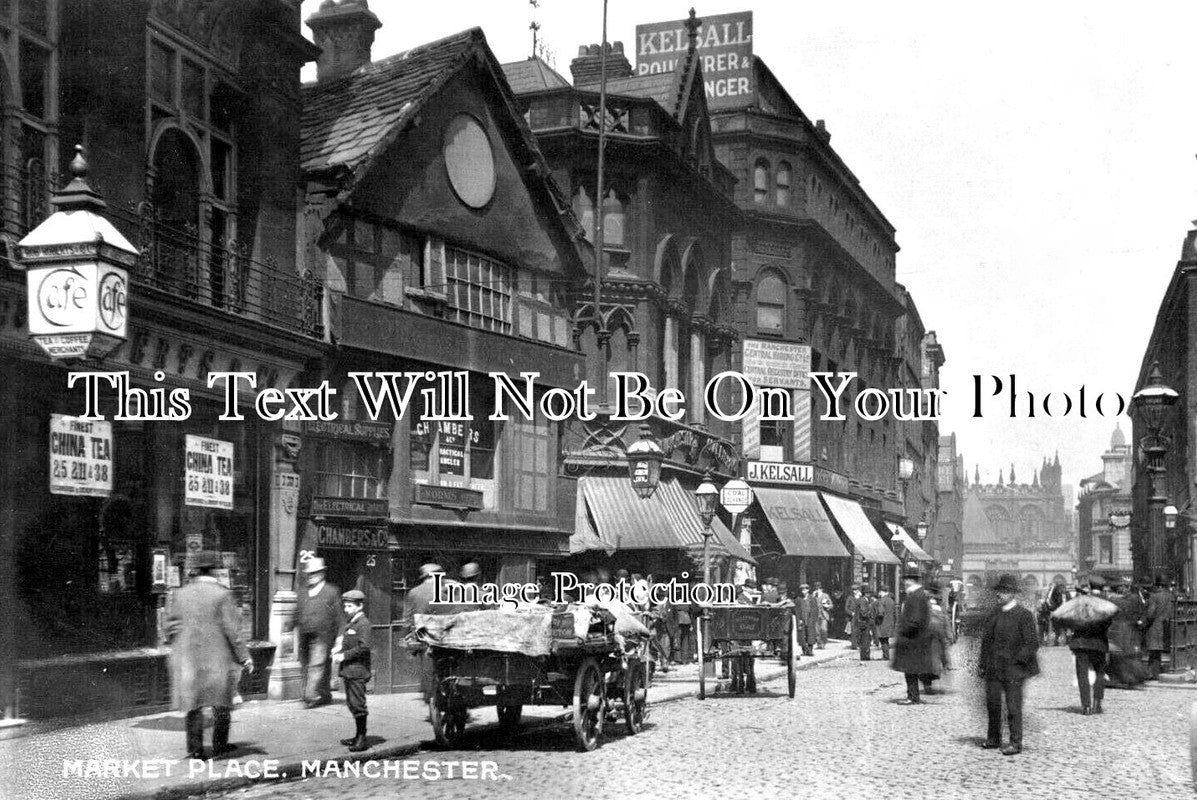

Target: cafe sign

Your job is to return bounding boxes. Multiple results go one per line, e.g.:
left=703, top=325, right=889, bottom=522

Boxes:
left=16, top=148, right=137, bottom=361
left=49, top=413, right=113, bottom=497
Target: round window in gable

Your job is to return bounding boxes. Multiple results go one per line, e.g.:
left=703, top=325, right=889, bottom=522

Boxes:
left=443, top=113, right=496, bottom=209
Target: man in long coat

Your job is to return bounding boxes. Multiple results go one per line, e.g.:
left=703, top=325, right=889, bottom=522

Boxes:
left=892, top=572, right=934, bottom=704
left=875, top=587, right=897, bottom=661
left=854, top=589, right=877, bottom=660
left=794, top=584, right=820, bottom=656
left=1145, top=577, right=1175, bottom=680
left=295, top=557, right=342, bottom=707
left=978, top=573, right=1039, bottom=756
left=167, top=552, right=252, bottom=760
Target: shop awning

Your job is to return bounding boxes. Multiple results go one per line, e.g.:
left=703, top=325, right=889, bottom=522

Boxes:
left=753, top=488, right=850, bottom=558
left=656, top=478, right=755, bottom=564
left=821, top=494, right=901, bottom=565
left=888, top=524, right=935, bottom=563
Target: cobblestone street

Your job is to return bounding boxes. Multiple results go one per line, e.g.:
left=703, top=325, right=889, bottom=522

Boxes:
left=222, top=645, right=1193, bottom=800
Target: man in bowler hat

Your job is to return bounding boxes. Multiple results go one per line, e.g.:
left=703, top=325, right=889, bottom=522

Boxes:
left=892, top=571, right=934, bottom=704
left=166, top=552, right=253, bottom=759
left=978, top=573, right=1039, bottom=755
left=335, top=589, right=372, bottom=752
left=295, top=557, right=343, bottom=707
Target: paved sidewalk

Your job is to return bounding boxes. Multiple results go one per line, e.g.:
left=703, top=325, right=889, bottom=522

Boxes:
left=0, top=642, right=854, bottom=800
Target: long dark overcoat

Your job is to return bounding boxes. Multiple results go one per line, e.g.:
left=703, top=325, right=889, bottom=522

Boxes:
left=875, top=594, right=897, bottom=638
left=167, top=578, right=249, bottom=711
left=1145, top=588, right=1174, bottom=652
left=891, top=587, right=935, bottom=675
left=978, top=604, right=1040, bottom=682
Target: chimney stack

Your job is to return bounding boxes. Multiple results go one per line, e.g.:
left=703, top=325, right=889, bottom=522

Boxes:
left=306, top=0, right=382, bottom=83
left=570, top=41, right=633, bottom=86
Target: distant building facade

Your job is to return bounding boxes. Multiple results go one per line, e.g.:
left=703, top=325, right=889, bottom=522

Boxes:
left=931, top=433, right=965, bottom=576
left=1076, top=426, right=1133, bottom=582
left=961, top=454, right=1074, bottom=604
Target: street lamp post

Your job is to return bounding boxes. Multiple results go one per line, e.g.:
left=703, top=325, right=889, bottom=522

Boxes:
left=695, top=472, right=719, bottom=586
left=1132, top=362, right=1179, bottom=585
left=626, top=424, right=664, bottom=500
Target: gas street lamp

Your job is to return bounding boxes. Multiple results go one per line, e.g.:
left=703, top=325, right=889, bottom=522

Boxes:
left=626, top=424, right=664, bottom=500
left=1132, top=361, right=1178, bottom=585
left=695, top=471, right=718, bottom=585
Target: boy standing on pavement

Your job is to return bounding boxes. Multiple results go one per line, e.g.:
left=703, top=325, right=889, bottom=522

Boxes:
left=336, top=589, right=373, bottom=752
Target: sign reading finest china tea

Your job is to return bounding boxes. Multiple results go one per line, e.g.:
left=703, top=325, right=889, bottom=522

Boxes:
left=184, top=435, right=234, bottom=510
left=49, top=413, right=113, bottom=496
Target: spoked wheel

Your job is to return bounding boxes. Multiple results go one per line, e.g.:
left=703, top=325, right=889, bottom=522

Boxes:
left=787, top=614, right=799, bottom=699
left=696, top=619, right=706, bottom=700
left=572, top=658, right=606, bottom=752
left=497, top=704, right=522, bottom=730
left=430, top=681, right=468, bottom=748
left=624, top=661, right=647, bottom=735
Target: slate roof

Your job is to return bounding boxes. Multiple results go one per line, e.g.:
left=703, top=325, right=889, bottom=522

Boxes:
left=602, top=73, right=681, bottom=116
left=501, top=57, right=570, bottom=93
left=301, top=28, right=483, bottom=176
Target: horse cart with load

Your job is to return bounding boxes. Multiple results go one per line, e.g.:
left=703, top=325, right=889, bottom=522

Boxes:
left=411, top=605, right=649, bottom=751
left=696, top=603, right=799, bottom=700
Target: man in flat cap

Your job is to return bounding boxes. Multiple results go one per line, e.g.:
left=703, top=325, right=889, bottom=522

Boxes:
left=978, top=573, right=1039, bottom=755
left=334, top=589, right=372, bottom=752
left=166, top=552, right=253, bottom=759
left=1066, top=573, right=1112, bottom=715
left=295, top=556, right=343, bottom=708
left=403, top=563, right=461, bottom=705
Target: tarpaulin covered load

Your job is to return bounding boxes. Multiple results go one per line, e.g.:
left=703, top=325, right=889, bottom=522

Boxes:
left=1051, top=594, right=1119, bottom=626
left=413, top=604, right=650, bottom=655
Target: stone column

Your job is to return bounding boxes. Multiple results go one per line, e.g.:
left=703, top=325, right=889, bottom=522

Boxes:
left=267, top=422, right=303, bottom=700
left=690, top=329, right=705, bottom=423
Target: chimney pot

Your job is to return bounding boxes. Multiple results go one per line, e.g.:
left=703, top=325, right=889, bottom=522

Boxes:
left=307, top=0, right=383, bottom=83
left=570, top=39, right=634, bottom=86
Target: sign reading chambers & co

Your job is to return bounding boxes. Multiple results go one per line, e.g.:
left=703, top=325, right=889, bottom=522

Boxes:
left=49, top=413, right=113, bottom=496
left=316, top=524, right=389, bottom=550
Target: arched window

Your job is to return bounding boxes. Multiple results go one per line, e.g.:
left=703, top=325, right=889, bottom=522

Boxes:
left=753, top=158, right=769, bottom=204
left=572, top=185, right=594, bottom=240
left=602, top=189, right=624, bottom=246
left=776, top=161, right=792, bottom=207
left=756, top=271, right=786, bottom=332
left=151, top=129, right=202, bottom=296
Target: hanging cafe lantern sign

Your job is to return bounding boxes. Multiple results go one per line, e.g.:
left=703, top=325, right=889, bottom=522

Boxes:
left=626, top=424, right=665, bottom=499
left=14, top=146, right=137, bottom=361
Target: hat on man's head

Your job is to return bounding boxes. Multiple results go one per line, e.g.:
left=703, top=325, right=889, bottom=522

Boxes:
left=925, top=580, right=941, bottom=594
left=419, top=563, right=444, bottom=578
left=1083, top=573, right=1107, bottom=589
left=798, top=583, right=810, bottom=590
left=461, top=562, right=481, bottom=579
left=993, top=573, right=1020, bottom=594
left=194, top=551, right=221, bottom=570
left=342, top=589, right=365, bottom=603
left=303, top=557, right=327, bottom=574
left=902, top=570, right=922, bottom=582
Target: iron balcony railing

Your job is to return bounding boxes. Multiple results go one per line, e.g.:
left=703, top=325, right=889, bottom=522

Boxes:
left=7, top=162, right=323, bottom=339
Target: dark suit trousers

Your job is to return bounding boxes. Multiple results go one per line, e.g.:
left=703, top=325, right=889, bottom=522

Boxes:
left=344, top=676, right=368, bottom=718
left=185, top=706, right=230, bottom=754
left=1074, top=650, right=1106, bottom=708
left=985, top=678, right=1024, bottom=746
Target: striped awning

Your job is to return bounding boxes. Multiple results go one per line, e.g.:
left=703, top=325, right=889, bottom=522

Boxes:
left=655, top=478, right=755, bottom=564
left=888, top=524, right=934, bottom=563
left=753, top=487, right=851, bottom=558
left=821, top=494, right=901, bottom=565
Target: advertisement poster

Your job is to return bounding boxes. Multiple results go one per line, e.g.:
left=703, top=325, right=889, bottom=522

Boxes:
left=49, top=414, right=113, bottom=497
left=2, top=3, right=1192, bottom=800
left=184, top=434, right=234, bottom=510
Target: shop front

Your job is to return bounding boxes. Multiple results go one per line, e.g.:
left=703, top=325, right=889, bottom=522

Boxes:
left=749, top=487, right=851, bottom=592
left=820, top=493, right=902, bottom=592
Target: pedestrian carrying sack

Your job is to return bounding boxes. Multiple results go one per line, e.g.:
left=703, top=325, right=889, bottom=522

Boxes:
left=1051, top=594, right=1118, bottom=626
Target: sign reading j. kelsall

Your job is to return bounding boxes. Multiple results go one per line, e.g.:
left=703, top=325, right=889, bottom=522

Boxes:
left=636, top=11, right=754, bottom=111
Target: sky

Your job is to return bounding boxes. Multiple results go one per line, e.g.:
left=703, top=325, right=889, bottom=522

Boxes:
left=300, top=0, right=1197, bottom=494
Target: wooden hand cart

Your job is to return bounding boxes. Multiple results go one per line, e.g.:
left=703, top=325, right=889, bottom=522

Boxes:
left=426, top=612, right=648, bottom=752
left=695, top=604, right=799, bottom=700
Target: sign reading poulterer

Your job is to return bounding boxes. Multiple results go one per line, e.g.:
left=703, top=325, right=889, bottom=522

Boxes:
left=185, top=435, right=234, bottom=510
left=635, top=11, right=754, bottom=111
left=49, top=413, right=113, bottom=496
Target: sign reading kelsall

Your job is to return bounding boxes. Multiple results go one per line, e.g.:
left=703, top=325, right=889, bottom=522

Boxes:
left=747, top=460, right=812, bottom=485
left=184, top=435, right=234, bottom=510
left=49, top=413, right=113, bottom=496
left=310, top=496, right=388, bottom=520
left=27, top=263, right=128, bottom=360
left=742, top=339, right=811, bottom=390
left=635, top=11, right=754, bottom=111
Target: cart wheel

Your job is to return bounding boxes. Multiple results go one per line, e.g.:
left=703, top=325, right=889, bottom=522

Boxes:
left=624, top=661, right=647, bottom=735
left=696, top=618, right=706, bottom=700
left=497, top=705, right=522, bottom=730
left=572, top=658, right=605, bottom=752
left=430, top=682, right=467, bottom=749
left=788, top=615, right=799, bottom=699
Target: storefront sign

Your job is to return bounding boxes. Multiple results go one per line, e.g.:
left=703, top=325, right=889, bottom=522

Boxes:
left=742, top=339, right=811, bottom=390
left=303, top=419, right=393, bottom=444
left=27, top=263, right=129, bottom=360
left=413, top=483, right=485, bottom=510
left=184, top=435, right=234, bottom=510
left=316, top=524, right=389, bottom=550
left=719, top=479, right=753, bottom=514
left=747, top=460, right=812, bottom=485
left=310, top=496, right=389, bottom=520
left=636, top=11, right=754, bottom=111
left=436, top=421, right=469, bottom=476
left=49, top=414, right=113, bottom=496
left=815, top=467, right=850, bottom=495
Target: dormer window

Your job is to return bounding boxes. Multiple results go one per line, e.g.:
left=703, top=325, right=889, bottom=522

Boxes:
left=776, top=162, right=792, bottom=207
left=753, top=158, right=769, bottom=204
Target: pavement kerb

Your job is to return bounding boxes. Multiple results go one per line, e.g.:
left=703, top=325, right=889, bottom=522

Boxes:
left=116, top=647, right=852, bottom=800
